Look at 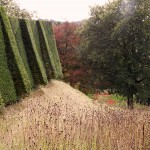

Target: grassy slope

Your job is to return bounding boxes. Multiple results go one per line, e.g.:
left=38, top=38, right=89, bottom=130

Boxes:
left=0, top=80, right=150, bottom=150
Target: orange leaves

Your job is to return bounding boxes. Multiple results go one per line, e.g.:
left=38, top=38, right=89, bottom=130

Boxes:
left=107, top=99, right=116, bottom=105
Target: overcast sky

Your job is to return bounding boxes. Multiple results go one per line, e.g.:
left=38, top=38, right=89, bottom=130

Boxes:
left=16, top=0, right=109, bottom=21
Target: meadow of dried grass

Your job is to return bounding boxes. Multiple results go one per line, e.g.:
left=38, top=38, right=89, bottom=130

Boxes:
left=0, top=80, right=150, bottom=150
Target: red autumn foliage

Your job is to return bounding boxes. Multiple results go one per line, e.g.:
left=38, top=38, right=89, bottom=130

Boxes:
left=53, top=21, right=80, bottom=52
left=107, top=99, right=116, bottom=105
left=53, top=22, right=91, bottom=91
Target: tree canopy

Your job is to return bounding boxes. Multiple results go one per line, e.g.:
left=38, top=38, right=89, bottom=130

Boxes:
left=79, top=0, right=150, bottom=108
left=0, top=0, right=35, bottom=19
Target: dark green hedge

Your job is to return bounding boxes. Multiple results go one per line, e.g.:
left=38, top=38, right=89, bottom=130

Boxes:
left=0, top=6, right=63, bottom=105
left=0, top=17, right=16, bottom=105
left=36, top=20, right=54, bottom=80
left=9, top=17, right=34, bottom=88
left=44, top=21, right=63, bottom=79
left=39, top=21, right=63, bottom=79
left=0, top=7, right=31, bottom=97
left=20, top=19, right=48, bottom=86
left=30, top=20, right=51, bottom=79
left=30, top=20, right=42, bottom=58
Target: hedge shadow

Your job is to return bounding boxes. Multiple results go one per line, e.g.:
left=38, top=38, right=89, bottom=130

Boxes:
left=0, top=17, right=16, bottom=105
left=9, top=17, right=34, bottom=88
left=37, top=20, right=63, bottom=79
left=0, top=7, right=31, bottom=97
left=20, top=19, right=48, bottom=86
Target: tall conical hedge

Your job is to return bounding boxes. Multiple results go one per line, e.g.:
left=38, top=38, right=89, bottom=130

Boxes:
left=30, top=20, right=42, bottom=58
left=0, top=16, right=16, bottom=104
left=20, top=19, right=48, bottom=86
left=37, top=20, right=63, bottom=79
left=45, top=22, right=63, bottom=79
left=36, top=20, right=54, bottom=80
left=30, top=20, right=52, bottom=79
left=9, top=17, right=34, bottom=88
left=0, top=7, right=31, bottom=96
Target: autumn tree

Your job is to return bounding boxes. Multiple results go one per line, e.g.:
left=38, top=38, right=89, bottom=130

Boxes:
left=53, top=22, right=91, bottom=90
left=53, top=22, right=80, bottom=71
left=79, top=0, right=150, bottom=108
left=54, top=22, right=80, bottom=52
left=53, top=22, right=80, bottom=83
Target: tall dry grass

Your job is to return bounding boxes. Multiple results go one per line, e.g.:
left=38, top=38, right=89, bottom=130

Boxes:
left=0, top=81, right=150, bottom=150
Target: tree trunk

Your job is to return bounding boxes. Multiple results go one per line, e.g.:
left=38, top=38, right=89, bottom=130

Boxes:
left=127, top=96, right=134, bottom=109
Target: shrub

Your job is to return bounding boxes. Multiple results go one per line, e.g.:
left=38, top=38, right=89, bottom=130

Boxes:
left=0, top=15, right=16, bottom=105
left=41, top=21, right=63, bottom=79
left=30, top=20, right=43, bottom=59
left=19, top=19, right=48, bottom=86
left=47, top=22, right=63, bottom=78
left=36, top=20, right=54, bottom=80
left=0, top=7, right=31, bottom=98
left=31, top=20, right=55, bottom=80
left=9, top=17, right=34, bottom=88
left=0, top=93, right=4, bottom=113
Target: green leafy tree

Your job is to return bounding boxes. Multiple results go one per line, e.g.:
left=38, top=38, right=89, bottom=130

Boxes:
left=0, top=0, right=35, bottom=19
left=79, top=0, right=150, bottom=108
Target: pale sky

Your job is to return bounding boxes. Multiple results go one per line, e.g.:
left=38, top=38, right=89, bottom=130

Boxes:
left=16, top=0, right=109, bottom=21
